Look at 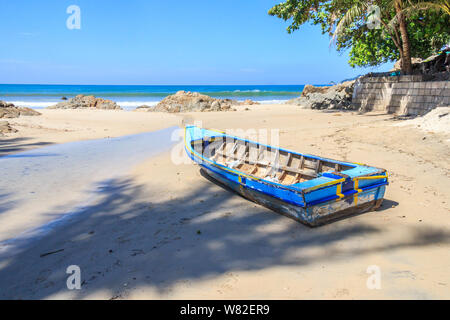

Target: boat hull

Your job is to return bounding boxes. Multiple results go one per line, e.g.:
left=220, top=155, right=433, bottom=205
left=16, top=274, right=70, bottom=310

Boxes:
left=202, top=167, right=385, bottom=227
left=185, top=125, right=388, bottom=227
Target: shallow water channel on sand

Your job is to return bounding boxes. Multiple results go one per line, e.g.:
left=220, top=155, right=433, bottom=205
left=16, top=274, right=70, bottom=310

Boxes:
left=0, top=126, right=178, bottom=257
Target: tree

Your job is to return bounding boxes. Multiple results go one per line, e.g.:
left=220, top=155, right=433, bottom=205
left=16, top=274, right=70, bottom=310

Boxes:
left=269, top=0, right=450, bottom=74
left=330, top=1, right=414, bottom=73
left=347, top=10, right=449, bottom=68
left=396, top=1, right=413, bottom=73
left=407, top=0, right=450, bottom=16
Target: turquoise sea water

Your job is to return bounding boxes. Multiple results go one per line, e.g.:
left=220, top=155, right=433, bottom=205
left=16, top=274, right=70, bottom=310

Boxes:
left=0, top=84, right=307, bottom=110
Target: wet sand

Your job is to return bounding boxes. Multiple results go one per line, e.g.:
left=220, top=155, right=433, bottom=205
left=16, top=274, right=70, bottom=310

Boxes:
left=0, top=127, right=177, bottom=247
left=0, top=105, right=449, bottom=299
left=1, top=109, right=180, bottom=155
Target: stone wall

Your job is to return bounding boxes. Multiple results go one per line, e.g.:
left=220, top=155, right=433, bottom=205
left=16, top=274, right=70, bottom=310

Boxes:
left=352, top=75, right=450, bottom=115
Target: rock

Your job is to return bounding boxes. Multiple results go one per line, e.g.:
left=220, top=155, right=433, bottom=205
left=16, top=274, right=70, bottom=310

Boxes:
left=0, top=107, right=20, bottom=118
left=391, top=57, right=423, bottom=72
left=134, top=105, right=153, bottom=112
left=19, top=107, right=41, bottom=116
left=0, top=100, right=41, bottom=119
left=240, top=99, right=260, bottom=105
left=0, top=121, right=17, bottom=135
left=287, top=81, right=357, bottom=110
left=211, top=100, right=221, bottom=111
left=150, top=91, right=236, bottom=113
left=222, top=99, right=240, bottom=106
left=391, top=48, right=450, bottom=75
left=48, top=95, right=122, bottom=110
left=0, top=101, right=15, bottom=108
left=300, top=85, right=329, bottom=97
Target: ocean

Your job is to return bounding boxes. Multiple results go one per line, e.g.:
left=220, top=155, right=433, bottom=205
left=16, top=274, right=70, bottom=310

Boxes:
left=0, top=84, right=306, bottom=111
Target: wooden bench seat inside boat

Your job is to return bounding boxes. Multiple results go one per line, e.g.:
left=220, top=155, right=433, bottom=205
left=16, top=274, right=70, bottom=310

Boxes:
left=191, top=138, right=354, bottom=186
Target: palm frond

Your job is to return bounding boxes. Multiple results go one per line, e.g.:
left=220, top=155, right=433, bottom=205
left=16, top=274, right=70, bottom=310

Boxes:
left=402, top=1, right=450, bottom=17
left=330, top=2, right=369, bottom=46
left=385, top=0, right=450, bottom=36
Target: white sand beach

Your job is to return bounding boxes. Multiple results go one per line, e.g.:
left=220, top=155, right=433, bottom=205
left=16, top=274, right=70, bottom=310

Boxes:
left=0, top=105, right=449, bottom=299
left=3, top=0, right=450, bottom=304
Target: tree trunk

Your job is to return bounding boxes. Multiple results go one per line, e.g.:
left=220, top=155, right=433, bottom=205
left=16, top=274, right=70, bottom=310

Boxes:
left=395, top=0, right=412, bottom=74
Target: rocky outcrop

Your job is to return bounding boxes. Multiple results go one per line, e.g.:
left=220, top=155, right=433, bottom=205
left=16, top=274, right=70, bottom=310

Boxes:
left=148, top=91, right=236, bottom=113
left=391, top=48, right=450, bottom=75
left=287, top=81, right=357, bottom=110
left=48, top=95, right=122, bottom=110
left=0, top=121, right=18, bottom=136
left=240, top=99, right=260, bottom=105
left=391, top=57, right=423, bottom=72
left=134, top=105, right=154, bottom=112
left=300, top=85, right=329, bottom=97
left=0, top=101, right=41, bottom=119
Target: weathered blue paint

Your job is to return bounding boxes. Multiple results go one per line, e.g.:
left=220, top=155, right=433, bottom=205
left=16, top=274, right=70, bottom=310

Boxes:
left=185, top=126, right=388, bottom=226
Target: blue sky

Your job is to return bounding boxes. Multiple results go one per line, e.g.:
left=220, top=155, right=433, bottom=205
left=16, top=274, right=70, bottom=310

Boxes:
left=0, top=0, right=393, bottom=85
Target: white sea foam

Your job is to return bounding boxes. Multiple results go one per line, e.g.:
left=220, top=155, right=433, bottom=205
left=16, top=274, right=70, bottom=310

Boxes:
left=117, top=101, right=159, bottom=111
left=233, top=89, right=262, bottom=93
left=8, top=101, right=57, bottom=108
left=117, top=101, right=159, bottom=107
left=6, top=99, right=287, bottom=111
left=256, top=99, right=289, bottom=105
left=7, top=100, right=160, bottom=111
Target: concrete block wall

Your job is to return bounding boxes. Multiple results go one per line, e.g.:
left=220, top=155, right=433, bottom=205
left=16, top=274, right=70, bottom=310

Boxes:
left=352, top=75, right=450, bottom=115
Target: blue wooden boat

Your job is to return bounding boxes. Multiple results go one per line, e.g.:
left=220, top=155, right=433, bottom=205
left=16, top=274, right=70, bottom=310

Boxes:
left=184, top=125, right=388, bottom=227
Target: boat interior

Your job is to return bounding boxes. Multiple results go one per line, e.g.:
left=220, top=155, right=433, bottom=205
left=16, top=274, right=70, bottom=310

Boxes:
left=191, top=137, right=355, bottom=186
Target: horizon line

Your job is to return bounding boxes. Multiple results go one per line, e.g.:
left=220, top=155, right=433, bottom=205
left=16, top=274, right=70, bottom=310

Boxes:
left=0, top=83, right=328, bottom=87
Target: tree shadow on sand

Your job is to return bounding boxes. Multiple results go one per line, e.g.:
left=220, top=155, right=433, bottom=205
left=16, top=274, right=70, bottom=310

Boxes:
left=0, top=192, right=15, bottom=215
left=0, top=175, right=448, bottom=299
left=0, top=137, right=53, bottom=156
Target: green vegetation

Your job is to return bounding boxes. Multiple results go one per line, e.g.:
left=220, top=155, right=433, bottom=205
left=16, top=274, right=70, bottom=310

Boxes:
left=269, top=0, right=450, bottom=74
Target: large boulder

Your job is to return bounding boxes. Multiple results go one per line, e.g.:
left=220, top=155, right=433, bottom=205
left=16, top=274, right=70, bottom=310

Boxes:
left=149, top=91, right=236, bottom=113
left=0, top=106, right=19, bottom=119
left=134, top=105, right=154, bottom=112
left=391, top=57, right=423, bottom=72
left=240, top=99, right=260, bottom=105
left=300, top=84, right=329, bottom=97
left=287, top=80, right=357, bottom=110
left=19, top=107, right=41, bottom=116
left=0, top=100, right=41, bottom=119
left=0, top=121, right=18, bottom=136
left=391, top=48, right=450, bottom=75
left=48, top=95, right=122, bottom=110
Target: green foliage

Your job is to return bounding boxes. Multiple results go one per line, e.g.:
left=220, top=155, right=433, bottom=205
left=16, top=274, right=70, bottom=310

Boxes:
left=347, top=29, right=399, bottom=67
left=268, top=0, right=450, bottom=68
left=348, top=10, right=450, bottom=67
